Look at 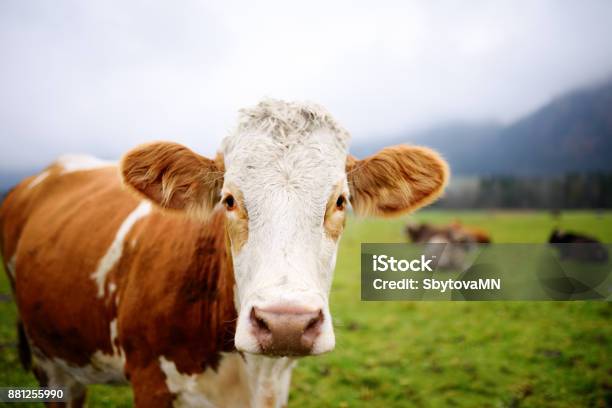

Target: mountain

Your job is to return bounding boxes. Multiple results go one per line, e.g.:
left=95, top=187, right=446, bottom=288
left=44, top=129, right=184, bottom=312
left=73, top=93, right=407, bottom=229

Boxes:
left=353, top=79, right=612, bottom=176
left=491, top=80, right=612, bottom=175
left=351, top=121, right=504, bottom=175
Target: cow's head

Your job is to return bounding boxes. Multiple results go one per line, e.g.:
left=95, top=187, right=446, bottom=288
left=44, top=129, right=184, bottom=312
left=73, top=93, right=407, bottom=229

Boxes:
left=121, top=100, right=448, bottom=357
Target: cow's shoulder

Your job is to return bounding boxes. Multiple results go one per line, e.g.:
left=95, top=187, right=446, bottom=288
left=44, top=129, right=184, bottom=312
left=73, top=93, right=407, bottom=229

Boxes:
left=118, top=209, right=237, bottom=377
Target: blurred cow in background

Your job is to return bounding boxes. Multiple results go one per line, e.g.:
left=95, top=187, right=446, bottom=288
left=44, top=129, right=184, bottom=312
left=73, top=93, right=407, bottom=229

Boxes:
left=405, top=221, right=491, bottom=245
left=405, top=221, right=491, bottom=269
left=549, top=229, right=608, bottom=263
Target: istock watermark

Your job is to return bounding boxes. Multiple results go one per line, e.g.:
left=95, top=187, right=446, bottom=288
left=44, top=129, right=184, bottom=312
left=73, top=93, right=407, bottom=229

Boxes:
left=361, top=243, right=612, bottom=301
left=372, top=254, right=435, bottom=272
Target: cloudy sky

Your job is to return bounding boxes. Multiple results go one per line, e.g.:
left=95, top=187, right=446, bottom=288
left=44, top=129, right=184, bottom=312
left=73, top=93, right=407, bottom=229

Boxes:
left=1, top=0, right=612, bottom=172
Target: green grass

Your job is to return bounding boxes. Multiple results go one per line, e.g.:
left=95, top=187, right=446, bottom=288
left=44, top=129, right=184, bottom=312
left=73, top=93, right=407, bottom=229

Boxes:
left=1, top=210, right=611, bottom=407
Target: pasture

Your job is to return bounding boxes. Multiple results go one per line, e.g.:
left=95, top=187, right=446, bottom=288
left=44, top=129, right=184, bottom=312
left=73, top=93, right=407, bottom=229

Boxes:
left=1, top=210, right=611, bottom=407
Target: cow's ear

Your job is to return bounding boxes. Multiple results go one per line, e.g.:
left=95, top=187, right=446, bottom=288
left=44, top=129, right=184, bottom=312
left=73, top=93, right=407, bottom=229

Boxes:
left=346, top=145, right=448, bottom=217
left=120, top=142, right=224, bottom=218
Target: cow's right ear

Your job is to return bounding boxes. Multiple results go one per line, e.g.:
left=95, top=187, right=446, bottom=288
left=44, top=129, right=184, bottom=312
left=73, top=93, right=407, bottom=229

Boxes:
left=120, top=142, right=224, bottom=218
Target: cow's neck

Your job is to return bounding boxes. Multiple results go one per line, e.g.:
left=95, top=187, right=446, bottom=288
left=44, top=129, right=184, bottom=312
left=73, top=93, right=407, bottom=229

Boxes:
left=243, top=354, right=296, bottom=408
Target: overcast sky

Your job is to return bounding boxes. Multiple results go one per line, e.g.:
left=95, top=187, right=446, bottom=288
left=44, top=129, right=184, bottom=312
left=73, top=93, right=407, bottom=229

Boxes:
left=2, top=0, right=612, bottom=171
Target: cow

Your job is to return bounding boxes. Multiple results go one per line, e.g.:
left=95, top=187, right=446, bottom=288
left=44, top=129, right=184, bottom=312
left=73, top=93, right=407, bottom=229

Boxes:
left=405, top=221, right=491, bottom=269
left=0, top=99, right=448, bottom=407
left=549, top=229, right=608, bottom=263
left=405, top=221, right=491, bottom=245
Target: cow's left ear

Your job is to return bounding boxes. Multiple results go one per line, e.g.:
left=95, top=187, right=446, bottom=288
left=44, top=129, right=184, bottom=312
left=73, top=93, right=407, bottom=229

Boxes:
left=120, top=142, right=224, bottom=218
left=346, top=145, right=449, bottom=217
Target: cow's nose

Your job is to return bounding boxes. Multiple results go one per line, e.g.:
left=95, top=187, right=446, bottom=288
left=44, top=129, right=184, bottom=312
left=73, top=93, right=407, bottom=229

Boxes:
left=250, top=306, right=324, bottom=356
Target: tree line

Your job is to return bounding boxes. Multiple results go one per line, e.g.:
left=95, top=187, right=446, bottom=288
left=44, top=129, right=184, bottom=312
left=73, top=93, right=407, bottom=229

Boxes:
left=437, top=172, right=612, bottom=209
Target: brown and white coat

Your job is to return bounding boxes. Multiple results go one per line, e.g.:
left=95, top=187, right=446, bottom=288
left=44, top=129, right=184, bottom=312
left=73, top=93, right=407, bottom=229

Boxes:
left=0, top=100, right=448, bottom=407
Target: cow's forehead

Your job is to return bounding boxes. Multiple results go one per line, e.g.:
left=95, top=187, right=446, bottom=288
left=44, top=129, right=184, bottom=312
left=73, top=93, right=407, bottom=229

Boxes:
left=221, top=99, right=351, bottom=196
left=222, top=132, right=349, bottom=220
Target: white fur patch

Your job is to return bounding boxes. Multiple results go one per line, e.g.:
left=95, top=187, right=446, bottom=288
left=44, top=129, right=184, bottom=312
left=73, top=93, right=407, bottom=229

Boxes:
left=91, top=201, right=151, bottom=297
left=159, top=354, right=231, bottom=408
left=243, top=354, right=295, bottom=408
left=28, top=171, right=50, bottom=189
left=223, top=100, right=347, bottom=355
left=30, top=350, right=88, bottom=406
left=33, top=349, right=126, bottom=387
left=159, top=353, right=294, bottom=408
left=109, top=319, right=123, bottom=359
left=88, top=350, right=127, bottom=384
left=80, top=317, right=128, bottom=385
left=57, top=154, right=114, bottom=173
left=29, top=317, right=127, bottom=391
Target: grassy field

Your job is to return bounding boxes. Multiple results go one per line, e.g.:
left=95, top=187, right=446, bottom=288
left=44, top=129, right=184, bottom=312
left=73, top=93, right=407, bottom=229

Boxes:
left=1, top=210, right=611, bottom=407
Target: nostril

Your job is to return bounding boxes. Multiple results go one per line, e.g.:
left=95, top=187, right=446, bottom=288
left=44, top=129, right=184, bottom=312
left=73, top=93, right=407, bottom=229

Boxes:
left=306, top=317, right=318, bottom=331
left=303, top=311, right=324, bottom=336
left=250, top=307, right=271, bottom=334
left=255, top=316, right=269, bottom=331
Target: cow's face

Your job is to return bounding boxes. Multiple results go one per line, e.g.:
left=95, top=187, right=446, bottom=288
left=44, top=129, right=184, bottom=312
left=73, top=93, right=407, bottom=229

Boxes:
left=221, top=120, right=350, bottom=357
left=121, top=100, right=448, bottom=357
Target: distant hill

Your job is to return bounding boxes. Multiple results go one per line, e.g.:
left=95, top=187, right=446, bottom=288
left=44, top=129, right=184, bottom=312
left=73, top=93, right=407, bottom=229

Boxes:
left=353, top=80, right=612, bottom=176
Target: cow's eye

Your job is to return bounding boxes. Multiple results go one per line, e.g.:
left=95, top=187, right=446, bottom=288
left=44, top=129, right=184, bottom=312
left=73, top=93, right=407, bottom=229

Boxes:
left=336, top=195, right=346, bottom=210
left=223, top=195, right=236, bottom=210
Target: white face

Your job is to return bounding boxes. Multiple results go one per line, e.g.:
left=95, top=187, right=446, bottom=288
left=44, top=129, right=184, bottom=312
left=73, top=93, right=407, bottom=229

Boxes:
left=222, top=128, right=348, bottom=356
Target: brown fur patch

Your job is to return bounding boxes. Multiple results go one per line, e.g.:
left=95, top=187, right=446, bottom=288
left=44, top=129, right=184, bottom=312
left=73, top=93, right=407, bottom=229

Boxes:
left=323, top=182, right=346, bottom=241
left=120, top=142, right=224, bottom=219
left=0, top=162, right=64, bottom=262
left=7, top=167, right=136, bottom=365
left=119, top=209, right=237, bottom=376
left=1, top=163, right=237, bottom=404
left=346, top=145, right=449, bottom=217
left=129, top=361, right=174, bottom=407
